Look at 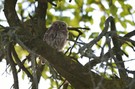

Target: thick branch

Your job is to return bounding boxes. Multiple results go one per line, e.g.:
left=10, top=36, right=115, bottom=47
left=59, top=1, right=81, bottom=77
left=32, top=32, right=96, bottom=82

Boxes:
left=4, top=0, right=21, bottom=26
left=32, top=0, right=48, bottom=36
left=34, top=39, right=100, bottom=89
left=3, top=0, right=135, bottom=89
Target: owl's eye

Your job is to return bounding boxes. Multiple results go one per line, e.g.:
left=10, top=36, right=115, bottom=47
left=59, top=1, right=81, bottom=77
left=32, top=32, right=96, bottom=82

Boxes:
left=62, top=23, right=66, bottom=27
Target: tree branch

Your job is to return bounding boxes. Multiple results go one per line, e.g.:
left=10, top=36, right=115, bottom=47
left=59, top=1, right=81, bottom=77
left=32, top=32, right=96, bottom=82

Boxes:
left=11, top=44, right=33, bottom=80
left=68, top=27, right=90, bottom=31
left=110, top=16, right=128, bottom=79
left=46, top=0, right=57, bottom=7
left=4, top=0, right=21, bottom=26
left=6, top=43, right=19, bottom=89
left=31, top=55, right=38, bottom=89
left=3, top=0, right=135, bottom=88
left=79, top=16, right=111, bottom=55
left=30, top=0, right=48, bottom=38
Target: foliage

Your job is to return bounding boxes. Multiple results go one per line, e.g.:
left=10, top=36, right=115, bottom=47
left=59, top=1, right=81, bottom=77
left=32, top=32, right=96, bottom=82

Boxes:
left=0, top=0, right=135, bottom=89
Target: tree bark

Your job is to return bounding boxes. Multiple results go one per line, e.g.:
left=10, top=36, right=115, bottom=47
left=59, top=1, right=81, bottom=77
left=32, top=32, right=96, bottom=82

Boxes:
left=3, top=0, right=135, bottom=89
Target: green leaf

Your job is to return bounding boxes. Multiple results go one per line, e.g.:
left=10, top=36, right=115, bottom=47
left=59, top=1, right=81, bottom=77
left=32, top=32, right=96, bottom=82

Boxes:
left=82, top=14, right=92, bottom=22
left=18, top=3, right=22, bottom=9
left=22, top=71, right=25, bottom=80
left=120, top=20, right=127, bottom=28
left=120, top=4, right=132, bottom=17
left=110, top=4, right=117, bottom=16
left=42, top=66, right=49, bottom=79
left=85, top=7, right=94, bottom=13
left=100, top=16, right=106, bottom=29
left=69, top=30, right=80, bottom=36
left=117, top=31, right=127, bottom=35
left=28, top=0, right=35, bottom=3
left=14, top=44, right=29, bottom=59
left=75, top=0, right=83, bottom=7
left=126, top=4, right=132, bottom=10
left=87, top=0, right=95, bottom=4
left=125, top=19, right=135, bottom=26
left=97, top=40, right=101, bottom=48
left=120, top=11, right=128, bottom=17
left=89, top=32, right=99, bottom=38
left=67, top=5, right=78, bottom=9
left=81, top=31, right=86, bottom=38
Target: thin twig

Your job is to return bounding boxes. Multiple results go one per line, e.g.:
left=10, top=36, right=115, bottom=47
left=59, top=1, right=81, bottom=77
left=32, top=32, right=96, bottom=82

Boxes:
left=68, top=27, right=90, bottom=31
left=68, top=39, right=85, bottom=45
left=47, top=0, right=57, bottom=6
left=31, top=55, right=38, bottom=89
left=119, top=36, right=135, bottom=47
left=79, top=16, right=113, bottom=54
left=124, top=30, right=135, bottom=38
left=68, top=34, right=81, bottom=56
left=11, top=44, right=33, bottom=80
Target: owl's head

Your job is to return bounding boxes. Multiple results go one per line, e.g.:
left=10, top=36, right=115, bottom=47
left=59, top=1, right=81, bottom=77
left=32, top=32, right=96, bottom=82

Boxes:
left=51, top=21, right=67, bottom=31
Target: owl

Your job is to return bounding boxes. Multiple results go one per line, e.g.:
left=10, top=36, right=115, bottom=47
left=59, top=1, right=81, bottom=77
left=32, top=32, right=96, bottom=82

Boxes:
left=43, top=21, right=68, bottom=51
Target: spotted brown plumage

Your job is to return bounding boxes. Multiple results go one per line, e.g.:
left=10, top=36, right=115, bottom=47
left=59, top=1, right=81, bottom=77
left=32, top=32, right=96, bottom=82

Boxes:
left=43, top=21, right=68, bottom=51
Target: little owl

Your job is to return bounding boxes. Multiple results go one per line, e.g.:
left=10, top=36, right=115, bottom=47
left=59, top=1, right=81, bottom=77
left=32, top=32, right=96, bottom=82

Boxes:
left=43, top=21, right=68, bottom=51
